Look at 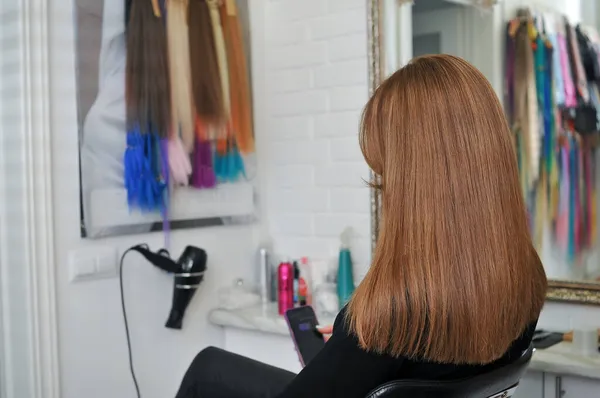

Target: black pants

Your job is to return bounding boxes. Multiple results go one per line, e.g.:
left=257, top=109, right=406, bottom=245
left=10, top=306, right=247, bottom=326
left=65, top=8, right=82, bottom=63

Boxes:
left=175, top=347, right=296, bottom=398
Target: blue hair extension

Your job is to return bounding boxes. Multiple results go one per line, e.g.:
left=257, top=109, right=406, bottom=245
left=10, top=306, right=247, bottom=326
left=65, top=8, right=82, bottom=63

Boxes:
left=123, top=125, right=167, bottom=213
left=214, top=148, right=224, bottom=183
left=124, top=125, right=146, bottom=208
left=232, top=144, right=246, bottom=180
left=222, top=141, right=245, bottom=183
left=159, top=137, right=170, bottom=247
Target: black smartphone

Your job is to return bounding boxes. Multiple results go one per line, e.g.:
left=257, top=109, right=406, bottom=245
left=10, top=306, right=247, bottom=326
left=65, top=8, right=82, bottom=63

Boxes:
left=284, top=306, right=326, bottom=367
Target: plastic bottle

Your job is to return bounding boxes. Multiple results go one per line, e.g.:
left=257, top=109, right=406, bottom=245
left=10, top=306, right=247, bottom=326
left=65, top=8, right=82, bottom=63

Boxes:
left=258, top=248, right=270, bottom=304
left=298, top=256, right=312, bottom=306
left=277, top=261, right=294, bottom=315
left=337, top=227, right=355, bottom=307
left=293, top=261, right=300, bottom=305
left=311, top=259, right=338, bottom=319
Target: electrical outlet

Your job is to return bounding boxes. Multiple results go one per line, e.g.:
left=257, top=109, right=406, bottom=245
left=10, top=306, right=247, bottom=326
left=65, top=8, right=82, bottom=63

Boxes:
left=69, top=247, right=118, bottom=282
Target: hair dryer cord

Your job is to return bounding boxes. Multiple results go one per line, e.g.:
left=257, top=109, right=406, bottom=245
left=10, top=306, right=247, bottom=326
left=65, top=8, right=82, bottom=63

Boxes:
left=119, top=244, right=206, bottom=397
left=120, top=247, right=142, bottom=398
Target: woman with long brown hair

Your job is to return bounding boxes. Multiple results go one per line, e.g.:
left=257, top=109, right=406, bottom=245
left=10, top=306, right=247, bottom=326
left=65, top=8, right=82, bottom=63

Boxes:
left=175, top=54, right=547, bottom=398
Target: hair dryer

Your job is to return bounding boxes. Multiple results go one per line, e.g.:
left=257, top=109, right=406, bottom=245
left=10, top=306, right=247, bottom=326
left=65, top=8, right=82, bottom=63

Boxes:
left=166, top=246, right=207, bottom=329
left=128, top=244, right=207, bottom=329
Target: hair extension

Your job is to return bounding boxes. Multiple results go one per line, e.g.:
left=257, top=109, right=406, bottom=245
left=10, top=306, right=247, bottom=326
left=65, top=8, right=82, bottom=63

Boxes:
left=207, top=0, right=231, bottom=118
left=167, top=0, right=195, bottom=152
left=125, top=0, right=171, bottom=138
left=123, top=129, right=168, bottom=210
left=220, top=1, right=255, bottom=153
left=191, top=139, right=217, bottom=188
left=188, top=0, right=224, bottom=125
left=168, top=136, right=192, bottom=186
left=125, top=0, right=170, bottom=218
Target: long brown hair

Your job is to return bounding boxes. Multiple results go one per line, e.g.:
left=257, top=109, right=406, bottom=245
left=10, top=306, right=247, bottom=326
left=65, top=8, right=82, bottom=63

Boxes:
left=188, top=0, right=224, bottom=125
left=125, top=0, right=171, bottom=137
left=348, top=54, right=547, bottom=365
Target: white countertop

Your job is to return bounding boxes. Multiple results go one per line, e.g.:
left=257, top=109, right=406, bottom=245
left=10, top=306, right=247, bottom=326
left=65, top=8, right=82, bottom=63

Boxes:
left=209, top=304, right=600, bottom=381
left=209, top=302, right=335, bottom=336
left=528, top=341, right=600, bottom=380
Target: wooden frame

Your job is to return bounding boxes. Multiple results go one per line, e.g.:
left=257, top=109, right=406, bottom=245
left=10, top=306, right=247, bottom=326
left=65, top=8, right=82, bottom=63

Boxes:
left=366, top=0, right=600, bottom=306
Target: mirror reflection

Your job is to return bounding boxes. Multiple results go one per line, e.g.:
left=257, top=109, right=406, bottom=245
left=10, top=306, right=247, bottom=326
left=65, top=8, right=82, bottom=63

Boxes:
left=378, top=0, right=600, bottom=288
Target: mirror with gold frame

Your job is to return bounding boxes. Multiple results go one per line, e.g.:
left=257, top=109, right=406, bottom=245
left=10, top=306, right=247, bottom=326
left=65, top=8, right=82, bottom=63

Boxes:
left=367, top=0, right=600, bottom=305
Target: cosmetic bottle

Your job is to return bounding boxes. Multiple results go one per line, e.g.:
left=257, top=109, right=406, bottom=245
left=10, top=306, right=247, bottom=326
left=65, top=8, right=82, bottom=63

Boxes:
left=311, top=259, right=338, bottom=319
left=298, top=257, right=312, bottom=306
left=277, top=261, right=294, bottom=315
left=258, top=247, right=270, bottom=304
left=270, top=260, right=278, bottom=302
left=337, top=227, right=355, bottom=307
left=293, top=261, right=300, bottom=305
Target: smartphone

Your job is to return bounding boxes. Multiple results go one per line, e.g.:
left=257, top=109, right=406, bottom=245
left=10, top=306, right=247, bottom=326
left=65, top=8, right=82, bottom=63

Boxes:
left=284, top=306, right=326, bottom=367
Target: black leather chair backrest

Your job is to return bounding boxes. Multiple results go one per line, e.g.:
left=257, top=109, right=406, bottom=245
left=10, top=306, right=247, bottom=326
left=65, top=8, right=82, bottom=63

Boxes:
left=365, top=344, right=534, bottom=398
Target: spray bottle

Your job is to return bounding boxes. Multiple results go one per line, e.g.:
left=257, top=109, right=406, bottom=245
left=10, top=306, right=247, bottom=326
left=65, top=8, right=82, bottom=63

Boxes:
left=337, top=227, right=355, bottom=307
left=277, top=260, right=294, bottom=315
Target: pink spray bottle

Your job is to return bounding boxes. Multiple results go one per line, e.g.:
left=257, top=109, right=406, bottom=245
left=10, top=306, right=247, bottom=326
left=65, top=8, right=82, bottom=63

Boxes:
left=278, top=261, right=294, bottom=315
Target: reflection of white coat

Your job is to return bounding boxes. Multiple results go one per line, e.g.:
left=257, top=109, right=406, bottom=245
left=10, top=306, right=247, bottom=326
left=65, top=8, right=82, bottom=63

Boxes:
left=80, top=0, right=151, bottom=237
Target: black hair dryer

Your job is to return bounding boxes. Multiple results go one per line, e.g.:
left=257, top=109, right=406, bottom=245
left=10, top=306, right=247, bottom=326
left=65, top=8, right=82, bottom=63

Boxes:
left=131, top=245, right=207, bottom=330
left=166, top=246, right=207, bottom=329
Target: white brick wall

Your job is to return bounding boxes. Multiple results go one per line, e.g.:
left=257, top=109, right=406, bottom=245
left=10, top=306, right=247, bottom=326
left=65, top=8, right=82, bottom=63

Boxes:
left=263, top=0, right=371, bottom=278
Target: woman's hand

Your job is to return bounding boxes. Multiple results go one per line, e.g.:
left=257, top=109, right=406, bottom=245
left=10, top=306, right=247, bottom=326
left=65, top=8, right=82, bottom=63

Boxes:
left=317, top=324, right=333, bottom=342
left=295, top=324, right=333, bottom=365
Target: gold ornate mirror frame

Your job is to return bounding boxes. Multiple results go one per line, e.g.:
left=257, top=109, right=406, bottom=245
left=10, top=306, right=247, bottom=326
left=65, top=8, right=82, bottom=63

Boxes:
left=366, top=0, right=600, bottom=305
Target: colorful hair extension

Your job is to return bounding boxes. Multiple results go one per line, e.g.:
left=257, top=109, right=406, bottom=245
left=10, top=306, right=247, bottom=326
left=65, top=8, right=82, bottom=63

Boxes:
left=191, top=139, right=217, bottom=188
left=168, top=136, right=192, bottom=186
left=190, top=117, right=217, bottom=187
left=125, top=0, right=171, bottom=137
left=167, top=0, right=195, bottom=152
left=124, top=0, right=170, bottom=216
left=188, top=0, right=224, bottom=125
left=220, top=0, right=255, bottom=153
left=123, top=127, right=168, bottom=210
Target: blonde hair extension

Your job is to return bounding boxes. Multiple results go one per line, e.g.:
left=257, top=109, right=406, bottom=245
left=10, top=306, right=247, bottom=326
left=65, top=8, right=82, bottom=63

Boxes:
left=167, top=0, right=195, bottom=152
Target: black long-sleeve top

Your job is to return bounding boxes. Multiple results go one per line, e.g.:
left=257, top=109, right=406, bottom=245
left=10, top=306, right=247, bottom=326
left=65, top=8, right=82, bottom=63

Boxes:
left=277, top=306, right=536, bottom=398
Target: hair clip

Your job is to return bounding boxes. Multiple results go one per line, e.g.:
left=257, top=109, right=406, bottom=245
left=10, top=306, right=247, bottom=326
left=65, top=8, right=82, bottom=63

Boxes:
left=151, top=0, right=162, bottom=18
left=225, top=0, right=236, bottom=16
left=206, top=0, right=219, bottom=9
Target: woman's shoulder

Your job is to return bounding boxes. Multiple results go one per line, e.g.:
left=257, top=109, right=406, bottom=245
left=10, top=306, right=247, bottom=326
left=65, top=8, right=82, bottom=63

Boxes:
left=331, top=305, right=355, bottom=340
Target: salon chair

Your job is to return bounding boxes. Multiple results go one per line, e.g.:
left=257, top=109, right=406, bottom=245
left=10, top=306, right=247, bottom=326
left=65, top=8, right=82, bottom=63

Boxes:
left=175, top=345, right=533, bottom=398
left=365, top=344, right=534, bottom=398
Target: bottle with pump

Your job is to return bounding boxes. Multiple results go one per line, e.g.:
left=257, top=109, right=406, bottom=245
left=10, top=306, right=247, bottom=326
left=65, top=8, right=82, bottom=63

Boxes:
left=337, top=227, right=355, bottom=307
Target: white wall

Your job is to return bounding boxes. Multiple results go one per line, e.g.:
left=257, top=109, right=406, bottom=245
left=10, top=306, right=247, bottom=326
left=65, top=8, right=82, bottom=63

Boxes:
left=263, top=0, right=372, bottom=279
